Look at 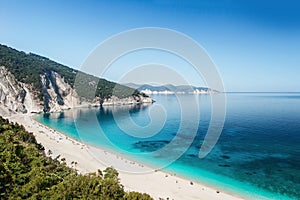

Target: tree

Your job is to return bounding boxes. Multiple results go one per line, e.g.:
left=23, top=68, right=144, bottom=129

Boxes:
left=104, top=167, right=119, bottom=180
left=124, top=192, right=153, bottom=200
left=0, top=44, right=144, bottom=101
left=0, top=116, right=153, bottom=199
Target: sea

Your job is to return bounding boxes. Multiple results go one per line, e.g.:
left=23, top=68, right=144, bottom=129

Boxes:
left=34, top=93, right=300, bottom=200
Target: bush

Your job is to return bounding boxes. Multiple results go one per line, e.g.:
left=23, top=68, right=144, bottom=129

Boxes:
left=0, top=116, right=152, bottom=199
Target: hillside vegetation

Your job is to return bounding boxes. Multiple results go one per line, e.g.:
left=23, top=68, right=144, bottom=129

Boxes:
left=0, top=44, right=140, bottom=99
left=0, top=116, right=152, bottom=200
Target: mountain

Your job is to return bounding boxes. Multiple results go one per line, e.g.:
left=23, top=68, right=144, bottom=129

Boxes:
left=124, top=83, right=219, bottom=95
left=0, top=44, right=152, bottom=114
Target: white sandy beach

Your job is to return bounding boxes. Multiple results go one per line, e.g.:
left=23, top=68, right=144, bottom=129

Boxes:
left=6, top=112, right=245, bottom=200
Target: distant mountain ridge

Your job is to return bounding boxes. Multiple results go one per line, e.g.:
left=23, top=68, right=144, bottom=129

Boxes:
left=124, top=83, right=218, bottom=95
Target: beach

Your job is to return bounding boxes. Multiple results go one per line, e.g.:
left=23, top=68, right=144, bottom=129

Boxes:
left=7, top=113, right=245, bottom=200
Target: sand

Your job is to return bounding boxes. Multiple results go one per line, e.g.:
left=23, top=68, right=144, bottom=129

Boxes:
left=6, top=113, right=246, bottom=200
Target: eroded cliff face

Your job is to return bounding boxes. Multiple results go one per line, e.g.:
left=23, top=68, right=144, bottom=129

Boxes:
left=0, top=66, right=153, bottom=114
left=0, top=66, right=43, bottom=115
left=0, top=66, right=27, bottom=114
left=40, top=70, right=81, bottom=112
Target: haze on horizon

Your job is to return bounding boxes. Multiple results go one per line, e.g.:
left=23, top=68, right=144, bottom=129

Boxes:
left=0, top=0, right=299, bottom=92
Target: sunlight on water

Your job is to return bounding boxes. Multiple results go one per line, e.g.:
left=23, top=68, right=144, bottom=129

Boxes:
left=35, top=93, right=300, bottom=200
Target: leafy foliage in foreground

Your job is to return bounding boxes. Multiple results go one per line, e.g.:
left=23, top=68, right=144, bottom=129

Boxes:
left=0, top=116, right=152, bottom=200
left=0, top=44, right=141, bottom=99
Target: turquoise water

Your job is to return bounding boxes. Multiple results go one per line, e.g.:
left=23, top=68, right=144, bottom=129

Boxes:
left=35, top=93, right=300, bottom=200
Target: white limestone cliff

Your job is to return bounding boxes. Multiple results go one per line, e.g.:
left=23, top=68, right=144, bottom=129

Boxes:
left=0, top=66, right=153, bottom=114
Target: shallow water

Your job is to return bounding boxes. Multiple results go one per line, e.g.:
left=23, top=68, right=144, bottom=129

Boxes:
left=35, top=93, right=300, bottom=200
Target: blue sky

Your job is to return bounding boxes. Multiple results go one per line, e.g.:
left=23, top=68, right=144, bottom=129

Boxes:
left=0, top=0, right=300, bottom=92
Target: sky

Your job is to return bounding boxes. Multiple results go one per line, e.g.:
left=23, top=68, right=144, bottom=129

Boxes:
left=0, top=0, right=300, bottom=92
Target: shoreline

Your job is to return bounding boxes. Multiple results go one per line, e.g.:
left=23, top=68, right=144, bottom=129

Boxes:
left=7, top=113, right=246, bottom=200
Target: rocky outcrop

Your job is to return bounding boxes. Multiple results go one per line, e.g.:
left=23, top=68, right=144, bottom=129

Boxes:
left=40, top=70, right=80, bottom=112
left=0, top=66, right=153, bottom=114
left=102, top=95, right=154, bottom=106
left=0, top=66, right=27, bottom=114
left=39, top=71, right=153, bottom=112
left=0, top=66, right=43, bottom=115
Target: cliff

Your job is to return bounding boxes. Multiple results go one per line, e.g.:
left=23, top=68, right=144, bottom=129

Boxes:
left=0, top=66, right=153, bottom=114
left=125, top=83, right=219, bottom=95
left=0, top=44, right=153, bottom=114
left=0, top=66, right=28, bottom=114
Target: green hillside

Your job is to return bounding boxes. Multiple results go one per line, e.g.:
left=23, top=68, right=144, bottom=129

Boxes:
left=0, top=116, right=152, bottom=199
left=0, top=44, right=140, bottom=100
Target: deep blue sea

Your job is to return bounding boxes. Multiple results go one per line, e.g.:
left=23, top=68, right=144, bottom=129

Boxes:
left=35, top=93, right=300, bottom=200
